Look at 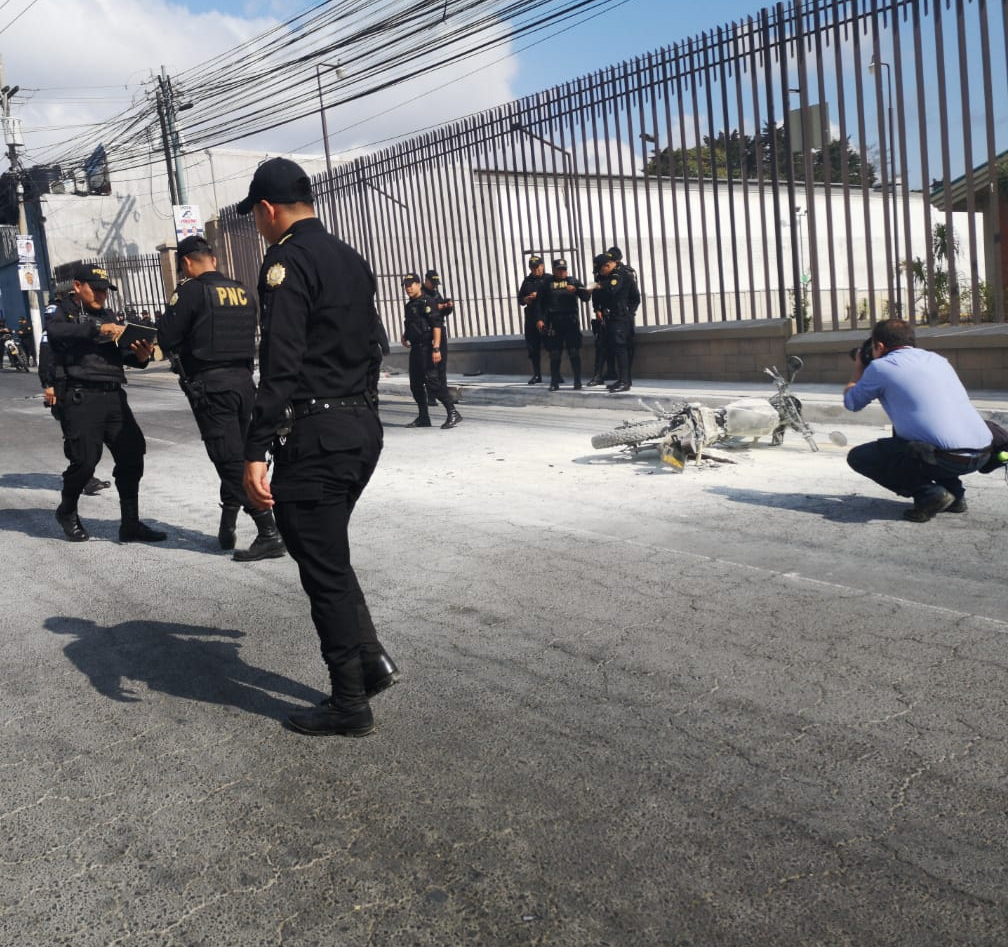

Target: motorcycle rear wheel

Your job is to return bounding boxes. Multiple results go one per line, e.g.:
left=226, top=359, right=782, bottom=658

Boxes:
left=591, top=418, right=671, bottom=450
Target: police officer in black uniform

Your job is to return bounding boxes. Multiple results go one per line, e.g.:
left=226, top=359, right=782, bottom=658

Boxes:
left=517, top=255, right=545, bottom=384
left=604, top=246, right=640, bottom=387
left=401, top=272, right=461, bottom=429
left=537, top=258, right=591, bottom=391
left=238, top=157, right=398, bottom=737
left=46, top=264, right=165, bottom=543
left=159, top=235, right=285, bottom=562
left=593, top=253, right=641, bottom=392
left=17, top=317, right=35, bottom=366
left=421, top=269, right=452, bottom=402
left=39, top=292, right=111, bottom=497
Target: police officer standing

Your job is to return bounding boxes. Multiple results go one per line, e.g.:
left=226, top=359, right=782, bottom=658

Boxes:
left=421, top=269, right=452, bottom=401
left=517, top=255, right=545, bottom=384
left=537, top=258, right=591, bottom=391
left=239, top=157, right=398, bottom=737
left=39, top=292, right=111, bottom=497
left=593, top=252, right=641, bottom=392
left=46, top=264, right=165, bottom=543
left=401, top=272, right=461, bottom=429
left=159, top=235, right=285, bottom=562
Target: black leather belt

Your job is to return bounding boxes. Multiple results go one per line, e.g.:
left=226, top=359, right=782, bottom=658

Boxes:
left=71, top=380, right=122, bottom=392
left=292, top=395, right=374, bottom=419
left=934, top=447, right=990, bottom=467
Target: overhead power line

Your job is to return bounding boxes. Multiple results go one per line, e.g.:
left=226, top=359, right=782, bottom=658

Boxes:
left=30, top=0, right=626, bottom=174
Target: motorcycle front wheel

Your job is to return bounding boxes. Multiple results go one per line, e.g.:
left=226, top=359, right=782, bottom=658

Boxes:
left=591, top=418, right=671, bottom=450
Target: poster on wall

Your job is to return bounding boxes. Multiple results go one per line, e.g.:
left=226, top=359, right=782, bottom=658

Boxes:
left=18, top=264, right=39, bottom=290
left=173, top=205, right=203, bottom=242
left=16, top=234, right=35, bottom=263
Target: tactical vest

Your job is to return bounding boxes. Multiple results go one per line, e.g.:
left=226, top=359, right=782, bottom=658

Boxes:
left=188, top=276, right=257, bottom=363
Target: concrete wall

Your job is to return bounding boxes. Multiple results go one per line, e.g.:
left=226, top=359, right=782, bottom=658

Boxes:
left=382, top=318, right=1008, bottom=390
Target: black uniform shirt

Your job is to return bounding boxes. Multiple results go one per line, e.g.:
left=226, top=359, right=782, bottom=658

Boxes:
left=593, top=267, right=641, bottom=317
left=159, top=270, right=257, bottom=381
left=245, top=217, right=381, bottom=462
left=518, top=273, right=545, bottom=320
left=540, top=274, right=591, bottom=317
left=402, top=295, right=441, bottom=345
left=45, top=296, right=148, bottom=384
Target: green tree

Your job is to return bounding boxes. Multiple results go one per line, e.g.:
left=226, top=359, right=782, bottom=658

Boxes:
left=646, top=124, right=877, bottom=186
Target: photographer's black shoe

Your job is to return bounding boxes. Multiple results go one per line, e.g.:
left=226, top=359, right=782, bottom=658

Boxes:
left=527, top=374, right=542, bottom=385
left=903, top=487, right=955, bottom=522
left=406, top=417, right=432, bottom=428
left=945, top=496, right=968, bottom=513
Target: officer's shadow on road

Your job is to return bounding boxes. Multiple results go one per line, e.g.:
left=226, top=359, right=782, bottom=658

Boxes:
left=706, top=486, right=906, bottom=523
left=1, top=504, right=227, bottom=551
left=45, top=616, right=324, bottom=719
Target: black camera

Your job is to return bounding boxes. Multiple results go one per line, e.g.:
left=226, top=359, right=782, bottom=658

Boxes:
left=848, top=337, right=874, bottom=364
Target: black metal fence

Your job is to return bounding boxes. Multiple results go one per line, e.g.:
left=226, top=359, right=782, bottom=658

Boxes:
left=216, top=0, right=1007, bottom=344
left=52, top=254, right=167, bottom=319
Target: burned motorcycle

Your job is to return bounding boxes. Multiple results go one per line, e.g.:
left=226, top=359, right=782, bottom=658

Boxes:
left=591, top=356, right=818, bottom=471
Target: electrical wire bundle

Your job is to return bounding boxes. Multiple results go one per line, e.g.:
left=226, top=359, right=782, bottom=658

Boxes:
left=30, top=0, right=627, bottom=176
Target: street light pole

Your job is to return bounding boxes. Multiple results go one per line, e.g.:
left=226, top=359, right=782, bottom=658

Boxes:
left=869, top=57, right=901, bottom=315
left=316, top=62, right=345, bottom=223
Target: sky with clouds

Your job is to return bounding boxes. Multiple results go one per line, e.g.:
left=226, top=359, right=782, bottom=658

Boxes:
left=0, top=0, right=763, bottom=169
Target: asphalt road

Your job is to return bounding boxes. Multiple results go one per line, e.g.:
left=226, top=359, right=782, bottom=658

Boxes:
left=1, top=363, right=1006, bottom=946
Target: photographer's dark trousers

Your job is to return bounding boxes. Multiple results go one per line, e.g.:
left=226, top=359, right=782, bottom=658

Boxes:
left=59, top=385, right=145, bottom=509
left=545, top=313, right=583, bottom=386
left=605, top=314, right=634, bottom=385
left=524, top=315, right=543, bottom=378
left=847, top=436, right=989, bottom=501
left=271, top=406, right=384, bottom=670
left=186, top=375, right=256, bottom=513
left=409, top=343, right=453, bottom=421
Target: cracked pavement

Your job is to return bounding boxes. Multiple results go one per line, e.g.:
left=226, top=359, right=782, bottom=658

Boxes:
left=1, top=363, right=1006, bottom=946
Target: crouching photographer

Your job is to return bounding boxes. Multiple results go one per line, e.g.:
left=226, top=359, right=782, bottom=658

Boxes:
left=844, top=319, right=992, bottom=522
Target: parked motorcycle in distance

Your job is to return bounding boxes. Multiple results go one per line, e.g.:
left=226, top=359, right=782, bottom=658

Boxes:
left=2, top=335, right=30, bottom=372
left=591, top=356, right=818, bottom=471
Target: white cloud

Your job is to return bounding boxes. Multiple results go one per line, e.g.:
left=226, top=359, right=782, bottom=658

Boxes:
left=4, top=0, right=520, bottom=172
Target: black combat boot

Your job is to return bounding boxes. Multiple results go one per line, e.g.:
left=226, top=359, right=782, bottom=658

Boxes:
left=233, top=509, right=286, bottom=561
left=218, top=504, right=240, bottom=550
left=288, top=652, right=375, bottom=736
left=118, top=496, right=167, bottom=543
left=361, top=646, right=400, bottom=698
left=441, top=407, right=463, bottom=429
left=56, top=500, right=89, bottom=542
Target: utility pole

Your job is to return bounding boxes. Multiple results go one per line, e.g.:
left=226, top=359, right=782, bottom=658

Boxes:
left=157, top=68, right=192, bottom=205
left=155, top=82, right=178, bottom=206
left=0, top=55, right=42, bottom=362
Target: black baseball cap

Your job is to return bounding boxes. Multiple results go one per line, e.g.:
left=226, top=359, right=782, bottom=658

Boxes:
left=177, top=235, right=213, bottom=257
left=528, top=255, right=543, bottom=268
left=424, top=269, right=440, bottom=282
left=72, top=263, right=118, bottom=292
left=605, top=246, right=623, bottom=262
left=236, top=157, right=315, bottom=214
left=593, top=253, right=609, bottom=269
left=551, top=258, right=568, bottom=269
left=402, top=272, right=421, bottom=287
